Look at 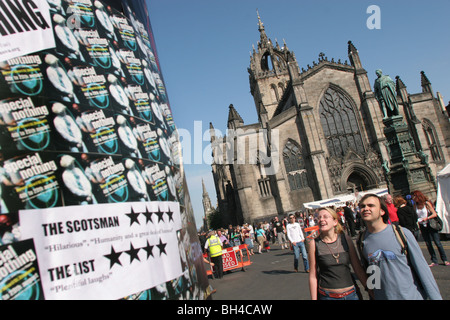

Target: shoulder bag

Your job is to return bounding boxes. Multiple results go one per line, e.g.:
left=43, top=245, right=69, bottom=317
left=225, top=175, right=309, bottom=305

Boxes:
left=426, top=202, right=443, bottom=232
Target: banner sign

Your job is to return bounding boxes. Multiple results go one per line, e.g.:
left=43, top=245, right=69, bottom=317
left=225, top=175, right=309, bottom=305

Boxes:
left=0, top=0, right=55, bottom=61
left=19, top=201, right=182, bottom=300
left=222, top=248, right=239, bottom=271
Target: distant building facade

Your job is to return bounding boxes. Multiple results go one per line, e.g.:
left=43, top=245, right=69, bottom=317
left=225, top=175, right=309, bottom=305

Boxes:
left=210, top=15, right=450, bottom=225
left=201, top=179, right=215, bottom=231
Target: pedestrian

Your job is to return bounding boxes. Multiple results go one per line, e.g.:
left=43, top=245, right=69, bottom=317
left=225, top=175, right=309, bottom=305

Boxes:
left=343, top=202, right=357, bottom=237
left=412, top=190, right=450, bottom=267
left=308, top=214, right=316, bottom=227
left=336, top=207, right=345, bottom=229
left=198, top=231, right=207, bottom=251
left=204, top=231, right=224, bottom=279
left=231, top=226, right=241, bottom=246
left=297, top=212, right=305, bottom=229
left=255, top=222, right=267, bottom=253
left=383, top=194, right=399, bottom=225
left=273, top=216, right=288, bottom=249
left=248, top=222, right=255, bottom=241
left=354, top=203, right=364, bottom=231
left=262, top=220, right=271, bottom=243
left=227, top=224, right=233, bottom=243
left=217, top=229, right=230, bottom=248
left=308, top=207, right=369, bottom=300
left=242, top=224, right=254, bottom=255
left=286, top=213, right=309, bottom=273
left=282, top=215, right=289, bottom=229
left=357, top=193, right=442, bottom=299
left=393, top=195, right=419, bottom=239
left=405, top=194, right=415, bottom=207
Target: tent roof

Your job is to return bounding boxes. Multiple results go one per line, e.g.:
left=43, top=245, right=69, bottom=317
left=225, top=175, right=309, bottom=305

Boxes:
left=303, top=188, right=388, bottom=209
left=437, top=163, right=450, bottom=179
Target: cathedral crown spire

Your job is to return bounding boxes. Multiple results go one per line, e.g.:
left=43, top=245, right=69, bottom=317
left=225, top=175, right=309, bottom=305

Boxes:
left=257, top=10, right=270, bottom=49
left=202, top=179, right=208, bottom=196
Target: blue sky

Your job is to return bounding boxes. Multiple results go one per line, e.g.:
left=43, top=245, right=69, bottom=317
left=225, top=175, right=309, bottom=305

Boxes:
left=145, top=0, right=450, bottom=230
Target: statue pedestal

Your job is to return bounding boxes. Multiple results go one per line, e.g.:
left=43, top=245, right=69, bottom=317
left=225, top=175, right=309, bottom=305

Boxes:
left=383, top=116, right=436, bottom=197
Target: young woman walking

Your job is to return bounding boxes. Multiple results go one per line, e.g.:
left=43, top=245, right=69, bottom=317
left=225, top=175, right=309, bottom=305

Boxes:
left=412, top=190, right=449, bottom=267
left=308, top=207, right=370, bottom=300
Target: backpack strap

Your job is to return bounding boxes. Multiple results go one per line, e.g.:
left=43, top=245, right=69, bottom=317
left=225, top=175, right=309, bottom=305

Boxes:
left=391, top=224, right=408, bottom=256
left=391, top=224, right=425, bottom=293
left=356, top=230, right=368, bottom=270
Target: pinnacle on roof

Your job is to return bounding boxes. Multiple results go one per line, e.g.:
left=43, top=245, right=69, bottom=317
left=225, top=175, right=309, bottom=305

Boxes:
left=228, top=104, right=244, bottom=124
left=420, top=71, right=431, bottom=86
left=396, top=76, right=406, bottom=91
left=257, top=10, right=270, bottom=49
left=348, top=40, right=358, bottom=54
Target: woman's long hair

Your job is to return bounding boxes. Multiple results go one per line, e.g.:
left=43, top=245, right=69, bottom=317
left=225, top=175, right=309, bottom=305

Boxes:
left=412, top=190, right=428, bottom=207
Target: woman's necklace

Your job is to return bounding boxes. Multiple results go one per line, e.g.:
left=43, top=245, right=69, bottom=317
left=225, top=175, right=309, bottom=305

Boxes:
left=322, top=235, right=340, bottom=264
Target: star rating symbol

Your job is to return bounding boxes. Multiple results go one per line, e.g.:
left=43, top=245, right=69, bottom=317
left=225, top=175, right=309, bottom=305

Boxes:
left=104, top=246, right=122, bottom=268
left=103, top=238, right=168, bottom=269
left=143, top=206, right=154, bottom=223
left=124, top=206, right=175, bottom=225
left=166, top=208, right=174, bottom=222
left=142, top=240, right=154, bottom=259
left=125, top=207, right=141, bottom=226
left=125, top=243, right=141, bottom=263
left=156, top=238, right=167, bottom=256
left=155, top=206, right=166, bottom=223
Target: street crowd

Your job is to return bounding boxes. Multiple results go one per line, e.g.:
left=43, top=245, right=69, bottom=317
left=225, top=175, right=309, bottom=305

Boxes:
left=199, top=191, right=447, bottom=300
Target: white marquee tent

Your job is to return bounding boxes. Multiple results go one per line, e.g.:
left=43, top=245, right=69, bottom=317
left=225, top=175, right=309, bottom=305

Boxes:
left=436, top=163, right=450, bottom=234
left=302, top=188, right=389, bottom=209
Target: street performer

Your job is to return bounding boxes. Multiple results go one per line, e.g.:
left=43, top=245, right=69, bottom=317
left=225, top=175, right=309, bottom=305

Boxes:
left=205, top=231, right=224, bottom=279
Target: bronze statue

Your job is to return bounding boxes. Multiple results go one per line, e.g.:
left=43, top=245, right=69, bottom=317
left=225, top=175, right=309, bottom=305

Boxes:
left=374, top=69, right=400, bottom=118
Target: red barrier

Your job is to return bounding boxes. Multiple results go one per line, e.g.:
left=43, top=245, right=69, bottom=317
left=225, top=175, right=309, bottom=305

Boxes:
left=204, top=244, right=252, bottom=278
left=304, top=226, right=319, bottom=239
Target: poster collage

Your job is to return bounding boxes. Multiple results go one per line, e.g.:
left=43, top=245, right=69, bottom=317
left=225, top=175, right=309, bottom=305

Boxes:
left=0, top=0, right=211, bottom=300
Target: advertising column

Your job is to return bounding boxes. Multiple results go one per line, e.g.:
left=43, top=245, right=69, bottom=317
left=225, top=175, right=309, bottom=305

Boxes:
left=0, top=0, right=210, bottom=300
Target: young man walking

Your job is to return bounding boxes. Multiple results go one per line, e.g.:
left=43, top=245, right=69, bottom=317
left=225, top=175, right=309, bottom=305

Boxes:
left=273, top=216, right=288, bottom=249
left=358, top=194, right=442, bottom=300
left=286, top=214, right=309, bottom=273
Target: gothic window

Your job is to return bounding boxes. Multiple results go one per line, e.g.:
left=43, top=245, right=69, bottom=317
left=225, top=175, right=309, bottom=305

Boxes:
left=270, top=84, right=279, bottom=102
left=258, top=178, right=271, bottom=197
left=319, top=86, right=364, bottom=157
left=261, top=52, right=286, bottom=72
left=423, top=119, right=443, bottom=162
left=283, top=140, right=309, bottom=191
left=261, top=52, right=274, bottom=71
left=256, top=151, right=272, bottom=197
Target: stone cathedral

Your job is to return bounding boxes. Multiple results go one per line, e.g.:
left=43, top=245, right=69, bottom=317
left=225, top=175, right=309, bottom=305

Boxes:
left=209, top=15, right=450, bottom=226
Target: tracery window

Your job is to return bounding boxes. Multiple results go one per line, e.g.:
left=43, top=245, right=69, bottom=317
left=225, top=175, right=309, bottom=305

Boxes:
left=270, top=84, right=279, bottom=102
left=423, top=119, right=443, bottom=162
left=319, top=87, right=364, bottom=157
left=283, top=140, right=308, bottom=191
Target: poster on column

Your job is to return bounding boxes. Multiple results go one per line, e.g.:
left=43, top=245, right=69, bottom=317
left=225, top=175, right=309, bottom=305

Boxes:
left=19, top=201, right=183, bottom=300
left=0, top=239, right=44, bottom=300
left=0, top=0, right=55, bottom=62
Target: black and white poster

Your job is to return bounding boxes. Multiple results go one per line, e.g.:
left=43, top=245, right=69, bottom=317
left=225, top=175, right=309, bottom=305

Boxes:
left=0, top=0, right=55, bottom=61
left=19, top=201, right=183, bottom=300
